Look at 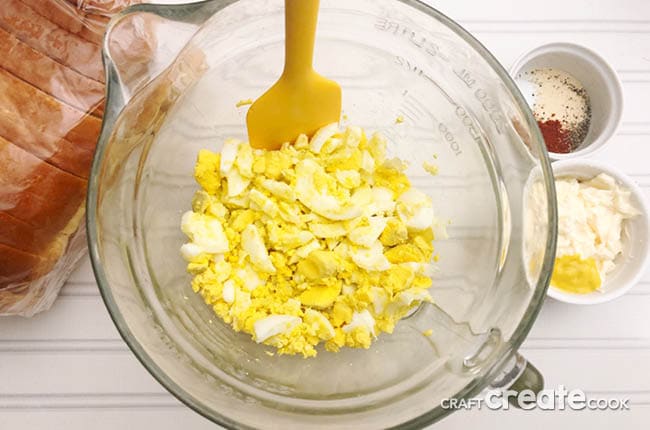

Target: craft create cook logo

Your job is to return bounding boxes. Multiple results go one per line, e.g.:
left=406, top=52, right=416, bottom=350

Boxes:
left=441, top=385, right=630, bottom=411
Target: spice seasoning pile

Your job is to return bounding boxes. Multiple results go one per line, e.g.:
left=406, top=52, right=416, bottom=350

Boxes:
left=516, top=68, right=592, bottom=153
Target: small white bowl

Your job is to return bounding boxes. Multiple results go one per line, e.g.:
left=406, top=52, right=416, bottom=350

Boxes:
left=510, top=42, right=623, bottom=160
left=548, top=160, right=650, bottom=305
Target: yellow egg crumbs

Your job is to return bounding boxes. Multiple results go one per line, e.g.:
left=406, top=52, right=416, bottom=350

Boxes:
left=236, top=98, right=254, bottom=107
left=423, top=161, right=439, bottom=176
left=181, top=123, right=440, bottom=357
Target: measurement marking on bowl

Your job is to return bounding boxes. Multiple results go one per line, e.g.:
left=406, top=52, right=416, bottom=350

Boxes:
left=454, top=105, right=483, bottom=147
left=393, top=50, right=496, bottom=155
left=453, top=69, right=507, bottom=134
left=404, top=93, right=429, bottom=118
left=474, top=89, right=507, bottom=134
left=395, top=56, right=427, bottom=80
left=396, top=108, right=417, bottom=123
left=394, top=56, right=455, bottom=105
left=375, top=18, right=449, bottom=62
left=404, top=105, right=421, bottom=121
left=393, top=57, right=465, bottom=156
left=393, top=40, right=506, bottom=136
left=438, top=122, right=463, bottom=156
left=397, top=92, right=424, bottom=122
left=454, top=68, right=476, bottom=89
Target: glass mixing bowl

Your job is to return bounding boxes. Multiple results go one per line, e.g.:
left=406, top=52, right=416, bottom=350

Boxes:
left=88, top=0, right=557, bottom=427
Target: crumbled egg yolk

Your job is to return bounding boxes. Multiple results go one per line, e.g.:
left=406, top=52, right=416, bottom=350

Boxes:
left=423, top=161, right=439, bottom=176
left=181, top=123, right=440, bottom=357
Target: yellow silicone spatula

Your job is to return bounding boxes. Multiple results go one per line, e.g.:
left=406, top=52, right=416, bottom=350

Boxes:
left=246, top=0, right=341, bottom=150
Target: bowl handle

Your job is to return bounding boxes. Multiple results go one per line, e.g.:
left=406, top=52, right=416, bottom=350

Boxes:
left=489, top=352, right=544, bottom=408
left=101, top=0, right=236, bottom=124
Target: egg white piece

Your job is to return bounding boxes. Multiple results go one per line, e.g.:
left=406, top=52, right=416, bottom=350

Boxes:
left=321, top=206, right=363, bottom=221
left=310, top=222, right=347, bottom=239
left=369, top=287, right=388, bottom=314
left=335, top=170, right=361, bottom=189
left=230, top=289, right=252, bottom=321
left=309, top=122, right=339, bottom=153
left=295, top=159, right=362, bottom=220
left=341, top=284, right=356, bottom=295
left=249, top=189, right=279, bottom=216
left=406, top=206, right=435, bottom=230
left=242, top=225, right=276, bottom=273
left=348, top=216, right=388, bottom=247
left=180, top=243, right=203, bottom=261
left=342, top=310, right=376, bottom=335
left=304, top=309, right=336, bottom=340
left=351, top=186, right=372, bottom=205
left=220, top=138, right=241, bottom=173
left=360, top=150, right=375, bottom=173
left=254, top=315, right=302, bottom=343
left=181, top=211, right=229, bottom=253
left=222, top=194, right=250, bottom=209
left=226, top=169, right=250, bottom=197
left=343, top=125, right=363, bottom=147
left=351, top=242, right=390, bottom=271
left=398, top=189, right=430, bottom=207
left=396, top=289, right=431, bottom=307
left=397, top=189, right=435, bottom=230
left=291, top=240, right=323, bottom=263
left=352, top=186, right=381, bottom=217
left=372, top=187, right=396, bottom=213
left=277, top=202, right=302, bottom=224
left=235, top=143, right=254, bottom=178
left=236, top=264, right=264, bottom=291
left=222, top=280, right=236, bottom=303
left=259, top=179, right=296, bottom=201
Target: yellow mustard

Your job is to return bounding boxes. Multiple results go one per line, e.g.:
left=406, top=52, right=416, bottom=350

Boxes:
left=551, top=254, right=601, bottom=294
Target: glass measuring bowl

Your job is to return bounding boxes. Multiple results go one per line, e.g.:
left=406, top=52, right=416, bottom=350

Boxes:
left=88, top=0, right=557, bottom=428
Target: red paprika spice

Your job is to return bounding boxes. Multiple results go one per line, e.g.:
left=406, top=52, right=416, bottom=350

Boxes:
left=537, top=119, right=572, bottom=153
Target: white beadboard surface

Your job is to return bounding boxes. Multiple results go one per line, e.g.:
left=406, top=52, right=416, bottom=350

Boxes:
left=2, top=0, right=650, bottom=428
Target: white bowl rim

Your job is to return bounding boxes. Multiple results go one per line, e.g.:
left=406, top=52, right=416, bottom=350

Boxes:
left=510, top=42, right=624, bottom=161
left=547, top=159, right=650, bottom=305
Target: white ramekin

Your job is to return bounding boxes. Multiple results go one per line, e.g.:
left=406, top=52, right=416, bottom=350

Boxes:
left=510, top=42, right=623, bottom=161
left=548, top=160, right=650, bottom=305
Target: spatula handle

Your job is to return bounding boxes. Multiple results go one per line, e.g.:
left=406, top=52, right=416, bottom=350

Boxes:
left=283, top=0, right=320, bottom=78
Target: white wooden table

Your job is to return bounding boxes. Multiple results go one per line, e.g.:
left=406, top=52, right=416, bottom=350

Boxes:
left=1, top=0, right=649, bottom=428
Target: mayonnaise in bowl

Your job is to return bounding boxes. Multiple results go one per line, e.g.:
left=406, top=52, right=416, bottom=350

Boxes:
left=526, top=159, right=650, bottom=304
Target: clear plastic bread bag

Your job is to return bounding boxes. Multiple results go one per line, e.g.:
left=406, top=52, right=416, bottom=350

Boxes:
left=0, top=0, right=153, bottom=316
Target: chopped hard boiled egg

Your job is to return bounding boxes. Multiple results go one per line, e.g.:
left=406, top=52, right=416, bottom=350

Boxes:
left=181, top=124, right=441, bottom=357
